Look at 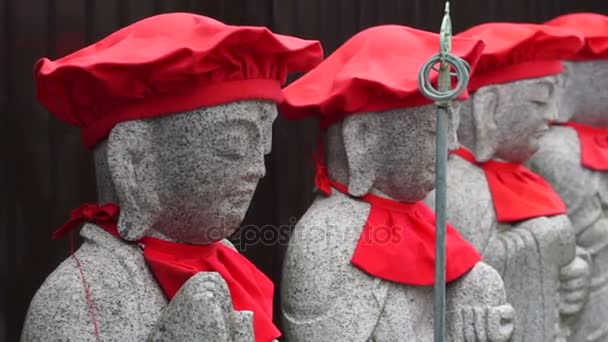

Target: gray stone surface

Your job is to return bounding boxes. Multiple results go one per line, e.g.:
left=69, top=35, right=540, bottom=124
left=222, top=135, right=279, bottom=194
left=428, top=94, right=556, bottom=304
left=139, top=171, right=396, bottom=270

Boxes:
left=21, top=100, right=277, bottom=341
left=426, top=76, right=592, bottom=342
left=555, top=60, right=608, bottom=124
left=528, top=60, right=608, bottom=342
left=282, top=104, right=516, bottom=342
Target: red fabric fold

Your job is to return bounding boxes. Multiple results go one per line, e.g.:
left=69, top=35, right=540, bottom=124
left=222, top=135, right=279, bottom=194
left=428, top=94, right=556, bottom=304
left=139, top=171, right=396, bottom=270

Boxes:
left=52, top=203, right=120, bottom=239
left=53, top=203, right=280, bottom=342
left=35, top=13, right=323, bottom=149
left=546, top=13, right=608, bottom=60
left=453, top=147, right=567, bottom=222
left=314, top=159, right=480, bottom=285
left=563, top=122, right=608, bottom=171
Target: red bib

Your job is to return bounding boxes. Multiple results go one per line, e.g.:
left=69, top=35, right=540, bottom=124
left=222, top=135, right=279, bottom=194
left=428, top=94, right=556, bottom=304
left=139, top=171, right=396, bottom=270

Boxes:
left=315, top=162, right=480, bottom=285
left=54, top=204, right=281, bottom=342
left=453, top=147, right=567, bottom=223
left=563, top=122, right=608, bottom=171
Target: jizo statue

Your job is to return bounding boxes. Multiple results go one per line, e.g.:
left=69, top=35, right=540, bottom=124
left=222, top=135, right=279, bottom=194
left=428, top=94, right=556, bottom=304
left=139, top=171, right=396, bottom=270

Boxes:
left=20, top=13, right=322, bottom=342
left=279, top=25, right=516, bottom=342
left=426, top=22, right=592, bottom=342
left=528, top=13, right=608, bottom=342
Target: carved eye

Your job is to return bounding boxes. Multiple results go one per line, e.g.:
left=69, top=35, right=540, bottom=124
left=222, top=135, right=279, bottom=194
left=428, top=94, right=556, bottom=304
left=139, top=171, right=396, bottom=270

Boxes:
left=528, top=89, right=551, bottom=106
left=527, top=81, right=554, bottom=106
left=213, top=127, right=250, bottom=160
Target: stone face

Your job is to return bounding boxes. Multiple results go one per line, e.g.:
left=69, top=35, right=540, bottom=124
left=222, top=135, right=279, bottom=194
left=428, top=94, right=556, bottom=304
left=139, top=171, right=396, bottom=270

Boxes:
left=528, top=60, right=608, bottom=342
left=426, top=76, right=592, bottom=342
left=555, top=60, right=608, bottom=124
left=103, top=101, right=278, bottom=244
left=282, top=104, right=516, bottom=342
left=21, top=100, right=277, bottom=341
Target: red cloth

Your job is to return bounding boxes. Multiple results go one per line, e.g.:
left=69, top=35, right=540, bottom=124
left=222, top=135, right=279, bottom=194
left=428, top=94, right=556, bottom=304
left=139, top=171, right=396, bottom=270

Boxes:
left=35, top=13, right=323, bottom=149
left=562, top=122, right=608, bottom=171
left=546, top=13, right=608, bottom=60
left=315, top=162, right=481, bottom=285
left=54, top=203, right=280, bottom=342
left=453, top=147, right=567, bottom=222
left=457, top=22, right=585, bottom=92
left=278, top=25, right=486, bottom=128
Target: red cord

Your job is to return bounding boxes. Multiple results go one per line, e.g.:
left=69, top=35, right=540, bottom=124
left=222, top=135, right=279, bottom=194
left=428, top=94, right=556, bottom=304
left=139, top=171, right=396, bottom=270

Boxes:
left=70, top=231, right=101, bottom=341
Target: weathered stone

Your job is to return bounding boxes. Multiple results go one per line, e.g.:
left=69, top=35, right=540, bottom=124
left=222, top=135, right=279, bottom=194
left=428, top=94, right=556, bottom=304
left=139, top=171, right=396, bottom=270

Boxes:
left=21, top=101, right=278, bottom=342
left=528, top=60, right=608, bottom=342
left=426, top=76, right=592, bottom=342
left=282, top=104, right=516, bottom=342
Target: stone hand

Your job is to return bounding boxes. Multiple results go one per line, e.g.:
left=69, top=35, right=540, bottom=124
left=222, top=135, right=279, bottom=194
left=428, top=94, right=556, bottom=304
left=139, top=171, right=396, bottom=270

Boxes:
left=455, top=305, right=516, bottom=342
left=148, top=272, right=254, bottom=342
left=558, top=247, right=592, bottom=316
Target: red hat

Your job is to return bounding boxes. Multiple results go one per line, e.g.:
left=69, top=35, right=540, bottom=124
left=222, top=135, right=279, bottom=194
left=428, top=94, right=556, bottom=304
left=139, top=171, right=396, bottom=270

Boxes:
left=35, top=13, right=323, bottom=149
left=545, top=13, right=608, bottom=60
left=458, top=22, right=585, bottom=92
left=278, top=25, right=486, bottom=128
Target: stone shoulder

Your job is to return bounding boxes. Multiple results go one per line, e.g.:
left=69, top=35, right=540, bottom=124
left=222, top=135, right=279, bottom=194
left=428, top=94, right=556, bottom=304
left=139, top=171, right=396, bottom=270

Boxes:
left=21, top=225, right=166, bottom=342
left=529, top=126, right=598, bottom=211
left=438, top=156, right=496, bottom=250
left=281, top=193, right=384, bottom=341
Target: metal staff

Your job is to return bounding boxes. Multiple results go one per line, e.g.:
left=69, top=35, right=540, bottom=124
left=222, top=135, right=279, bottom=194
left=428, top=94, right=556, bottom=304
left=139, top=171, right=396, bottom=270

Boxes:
left=417, top=2, right=471, bottom=342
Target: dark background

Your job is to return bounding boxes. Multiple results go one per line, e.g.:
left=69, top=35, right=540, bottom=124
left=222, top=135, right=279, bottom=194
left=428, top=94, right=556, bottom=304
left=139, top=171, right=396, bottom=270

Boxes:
left=1, top=0, right=606, bottom=341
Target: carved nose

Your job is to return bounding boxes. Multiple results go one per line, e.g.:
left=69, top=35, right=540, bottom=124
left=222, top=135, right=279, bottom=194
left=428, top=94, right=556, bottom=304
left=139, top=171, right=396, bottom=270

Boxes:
left=247, top=159, right=266, bottom=181
left=263, top=107, right=278, bottom=155
left=545, top=101, right=559, bottom=122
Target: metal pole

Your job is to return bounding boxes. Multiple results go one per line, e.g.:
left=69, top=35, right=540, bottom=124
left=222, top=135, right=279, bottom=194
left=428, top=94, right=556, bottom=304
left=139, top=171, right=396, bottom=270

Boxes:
left=417, top=3, right=471, bottom=342
left=434, top=83, right=449, bottom=342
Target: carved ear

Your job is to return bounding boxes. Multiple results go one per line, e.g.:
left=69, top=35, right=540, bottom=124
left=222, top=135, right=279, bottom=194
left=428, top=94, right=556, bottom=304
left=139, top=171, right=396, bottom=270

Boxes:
left=471, top=87, right=499, bottom=162
left=106, top=120, right=160, bottom=241
left=342, top=116, right=379, bottom=197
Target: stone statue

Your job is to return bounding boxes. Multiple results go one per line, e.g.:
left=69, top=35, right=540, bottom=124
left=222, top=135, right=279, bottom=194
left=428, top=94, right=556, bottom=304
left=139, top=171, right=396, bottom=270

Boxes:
left=426, top=22, right=591, bottom=342
left=527, top=12, right=608, bottom=342
left=279, top=25, right=516, bottom=342
left=20, top=13, right=323, bottom=342
left=22, top=102, right=279, bottom=342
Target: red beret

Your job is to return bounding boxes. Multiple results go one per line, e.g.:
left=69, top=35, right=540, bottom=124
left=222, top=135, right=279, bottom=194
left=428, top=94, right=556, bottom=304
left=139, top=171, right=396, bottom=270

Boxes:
left=35, top=13, right=324, bottom=149
left=458, top=22, right=585, bottom=92
left=546, top=13, right=608, bottom=60
left=278, top=25, right=486, bottom=128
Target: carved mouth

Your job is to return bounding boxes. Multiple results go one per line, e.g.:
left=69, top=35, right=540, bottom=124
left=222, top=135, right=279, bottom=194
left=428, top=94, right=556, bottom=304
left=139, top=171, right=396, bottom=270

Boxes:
left=228, top=187, right=256, bottom=204
left=533, top=127, right=549, bottom=139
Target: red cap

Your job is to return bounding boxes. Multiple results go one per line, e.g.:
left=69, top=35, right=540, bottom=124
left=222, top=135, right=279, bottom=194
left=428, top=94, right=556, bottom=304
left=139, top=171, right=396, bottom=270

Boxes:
left=278, top=25, right=486, bottom=128
left=546, top=13, right=608, bottom=60
left=35, top=13, right=324, bottom=149
left=458, top=22, right=584, bottom=92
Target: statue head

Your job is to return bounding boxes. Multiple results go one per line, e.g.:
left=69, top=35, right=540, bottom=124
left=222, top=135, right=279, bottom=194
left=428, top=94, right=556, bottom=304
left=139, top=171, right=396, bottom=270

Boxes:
left=279, top=25, right=485, bottom=202
left=326, top=103, right=460, bottom=202
left=34, top=13, right=323, bottom=243
left=94, top=101, right=277, bottom=243
left=544, top=12, right=608, bottom=125
left=456, top=21, right=584, bottom=163
left=458, top=76, right=559, bottom=163
left=557, top=60, right=608, bottom=125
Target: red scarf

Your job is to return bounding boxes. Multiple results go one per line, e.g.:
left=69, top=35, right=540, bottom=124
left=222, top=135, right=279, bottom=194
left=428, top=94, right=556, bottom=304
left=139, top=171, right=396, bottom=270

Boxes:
left=315, top=161, right=480, bottom=285
left=562, top=122, right=608, bottom=171
left=53, top=204, right=280, bottom=342
left=453, top=147, right=566, bottom=223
